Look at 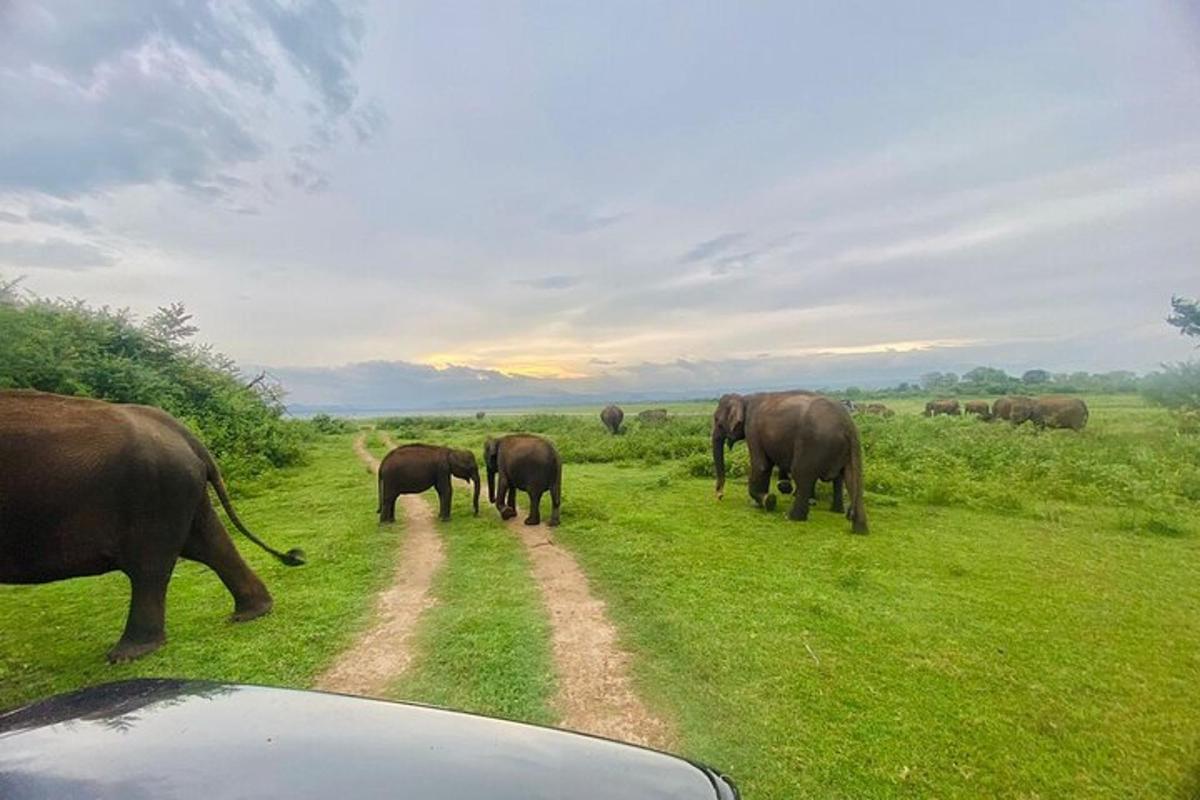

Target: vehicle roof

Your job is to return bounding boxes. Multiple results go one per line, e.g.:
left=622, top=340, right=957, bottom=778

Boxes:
left=0, top=679, right=736, bottom=800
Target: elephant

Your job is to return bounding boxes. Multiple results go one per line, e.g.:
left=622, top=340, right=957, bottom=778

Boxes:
left=600, top=404, right=624, bottom=435
left=1010, top=395, right=1089, bottom=430
left=992, top=395, right=1033, bottom=421
left=475, top=411, right=486, bottom=420
left=0, top=390, right=304, bottom=663
left=377, top=443, right=480, bottom=522
left=841, top=399, right=858, bottom=413
left=861, top=403, right=894, bottom=417
left=712, top=391, right=868, bottom=533
left=637, top=408, right=669, bottom=424
left=925, top=399, right=961, bottom=417
left=484, top=434, right=562, bottom=526
left=964, top=400, right=991, bottom=420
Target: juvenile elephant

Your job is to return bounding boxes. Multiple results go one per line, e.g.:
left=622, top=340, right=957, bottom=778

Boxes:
left=925, top=399, right=961, bottom=417
left=600, top=404, right=624, bottom=435
left=712, top=391, right=868, bottom=533
left=862, top=403, right=894, bottom=417
left=992, top=395, right=1033, bottom=421
left=637, top=408, right=669, bottom=424
left=964, top=400, right=991, bottom=420
left=0, top=391, right=304, bottom=663
left=484, top=434, right=562, bottom=526
left=1011, top=395, right=1089, bottom=430
left=377, top=443, right=480, bottom=522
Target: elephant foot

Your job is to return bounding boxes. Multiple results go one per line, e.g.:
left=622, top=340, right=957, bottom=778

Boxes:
left=763, top=494, right=777, bottom=511
left=438, top=514, right=451, bottom=522
left=524, top=516, right=540, bottom=526
left=231, top=595, right=274, bottom=623
left=778, top=481, right=794, bottom=495
left=548, top=516, right=560, bottom=527
left=788, top=506, right=810, bottom=522
left=831, top=502, right=845, bottom=514
left=500, top=507, right=517, bottom=521
left=107, top=636, right=166, bottom=664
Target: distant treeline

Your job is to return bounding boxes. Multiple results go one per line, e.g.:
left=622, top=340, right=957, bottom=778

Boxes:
left=0, top=279, right=305, bottom=482
left=837, top=366, right=1143, bottom=399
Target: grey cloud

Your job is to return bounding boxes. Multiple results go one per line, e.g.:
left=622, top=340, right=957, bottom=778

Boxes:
left=0, top=1, right=373, bottom=198
left=680, top=232, right=747, bottom=263
left=544, top=206, right=628, bottom=235
left=0, top=238, right=114, bottom=270
left=28, top=204, right=95, bottom=229
left=0, top=211, right=23, bottom=224
left=589, top=357, right=617, bottom=365
left=513, top=275, right=583, bottom=290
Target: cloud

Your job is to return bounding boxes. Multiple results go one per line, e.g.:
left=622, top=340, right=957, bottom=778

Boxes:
left=0, top=1, right=376, bottom=198
left=513, top=275, right=583, bottom=290
left=680, top=232, right=747, bottom=263
left=544, top=205, right=628, bottom=235
left=0, top=238, right=114, bottom=270
left=27, top=203, right=95, bottom=229
left=0, top=211, right=23, bottom=224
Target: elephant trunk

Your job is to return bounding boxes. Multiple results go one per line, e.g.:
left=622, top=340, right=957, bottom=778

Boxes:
left=487, top=463, right=496, bottom=505
left=472, top=471, right=481, bottom=515
left=712, top=429, right=727, bottom=498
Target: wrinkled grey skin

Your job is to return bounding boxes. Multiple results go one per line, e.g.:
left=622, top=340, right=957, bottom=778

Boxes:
left=712, top=391, right=868, bottom=533
left=992, top=395, right=1033, bottom=421
left=484, top=434, right=562, bottom=526
left=600, top=404, right=624, bottom=435
left=378, top=444, right=481, bottom=522
left=964, top=400, right=991, bottom=420
left=925, top=399, right=961, bottom=416
left=0, top=391, right=304, bottom=664
left=637, top=409, right=668, bottom=424
left=1010, top=395, right=1089, bottom=431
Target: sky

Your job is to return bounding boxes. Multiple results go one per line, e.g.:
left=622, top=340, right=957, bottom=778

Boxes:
left=1, top=1, right=1198, bottom=409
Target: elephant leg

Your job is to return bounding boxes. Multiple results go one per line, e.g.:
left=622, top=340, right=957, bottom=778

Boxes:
left=777, top=468, right=794, bottom=496
left=748, top=458, right=775, bottom=511
left=436, top=474, right=452, bottom=521
left=380, top=487, right=399, bottom=523
left=525, top=489, right=543, bottom=526
left=496, top=474, right=517, bottom=520
left=109, top=567, right=172, bottom=663
left=831, top=475, right=845, bottom=513
left=506, top=485, right=517, bottom=512
left=182, top=501, right=273, bottom=622
left=788, top=469, right=817, bottom=522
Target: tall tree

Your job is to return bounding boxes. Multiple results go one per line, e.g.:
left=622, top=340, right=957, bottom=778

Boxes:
left=1168, top=295, right=1200, bottom=342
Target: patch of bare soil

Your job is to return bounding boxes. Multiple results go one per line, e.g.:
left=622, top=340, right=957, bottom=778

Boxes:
left=505, top=513, right=674, bottom=749
left=313, top=433, right=444, bottom=698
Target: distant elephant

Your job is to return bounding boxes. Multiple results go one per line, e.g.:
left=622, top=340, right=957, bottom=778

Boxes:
left=475, top=411, right=486, bottom=420
left=841, top=399, right=858, bottom=413
left=484, top=434, right=562, bottom=526
left=712, top=391, right=868, bottom=533
left=0, top=391, right=304, bottom=663
left=925, top=399, right=961, bottom=417
left=600, top=404, right=624, bottom=435
left=1011, top=395, right=1089, bottom=431
left=964, top=400, right=991, bottom=420
left=637, top=408, right=669, bottom=424
left=377, top=443, right=480, bottom=522
left=992, top=395, right=1033, bottom=421
left=862, top=403, right=894, bottom=417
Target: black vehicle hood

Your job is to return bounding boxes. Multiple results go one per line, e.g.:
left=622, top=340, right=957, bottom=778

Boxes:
left=0, top=679, right=737, bottom=800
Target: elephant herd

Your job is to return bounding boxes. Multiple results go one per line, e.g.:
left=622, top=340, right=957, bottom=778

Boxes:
left=924, top=394, right=1089, bottom=430
left=1, top=387, right=1087, bottom=663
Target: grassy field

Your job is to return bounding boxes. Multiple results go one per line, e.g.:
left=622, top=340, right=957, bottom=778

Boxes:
left=3, top=395, right=1199, bottom=798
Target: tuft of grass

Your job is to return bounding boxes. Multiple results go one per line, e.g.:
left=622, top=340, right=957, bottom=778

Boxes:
left=0, top=434, right=393, bottom=709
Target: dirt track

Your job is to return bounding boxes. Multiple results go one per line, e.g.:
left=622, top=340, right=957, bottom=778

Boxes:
left=313, top=433, right=444, bottom=697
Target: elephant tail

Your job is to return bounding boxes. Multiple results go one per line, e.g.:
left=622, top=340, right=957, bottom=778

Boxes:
left=189, top=441, right=306, bottom=566
left=846, top=423, right=869, bottom=534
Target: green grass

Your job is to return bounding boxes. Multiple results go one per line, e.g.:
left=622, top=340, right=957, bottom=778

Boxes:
left=0, top=434, right=394, bottom=709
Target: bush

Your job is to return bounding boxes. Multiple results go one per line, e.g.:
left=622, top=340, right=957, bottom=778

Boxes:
left=0, top=296, right=304, bottom=483
left=1141, top=361, right=1200, bottom=412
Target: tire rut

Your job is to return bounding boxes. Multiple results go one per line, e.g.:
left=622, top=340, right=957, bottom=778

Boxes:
left=313, top=433, right=444, bottom=698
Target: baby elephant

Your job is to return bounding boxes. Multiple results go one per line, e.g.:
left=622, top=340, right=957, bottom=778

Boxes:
left=484, top=434, right=562, bottom=526
left=378, top=444, right=480, bottom=522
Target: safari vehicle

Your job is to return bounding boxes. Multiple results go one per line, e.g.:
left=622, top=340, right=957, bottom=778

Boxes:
left=0, top=679, right=739, bottom=799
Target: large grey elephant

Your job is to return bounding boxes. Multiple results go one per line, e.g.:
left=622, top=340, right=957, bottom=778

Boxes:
left=712, top=391, right=868, bottom=533
left=377, top=443, right=480, bottom=522
left=992, top=395, right=1033, bottom=421
left=0, top=390, right=304, bottom=663
left=484, top=434, right=562, bottom=526
left=925, top=399, right=961, bottom=416
left=600, top=404, right=624, bottom=435
left=637, top=408, right=669, bottom=424
left=1011, top=395, right=1089, bottom=430
left=964, top=400, right=991, bottom=420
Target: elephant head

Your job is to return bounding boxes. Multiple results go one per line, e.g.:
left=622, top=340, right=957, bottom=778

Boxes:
left=1009, top=398, right=1036, bottom=425
left=483, top=437, right=500, bottom=504
left=448, top=449, right=481, bottom=514
left=711, top=393, right=746, bottom=498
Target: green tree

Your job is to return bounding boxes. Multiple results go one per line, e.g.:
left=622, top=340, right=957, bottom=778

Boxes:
left=1022, top=369, right=1050, bottom=384
left=1167, top=295, right=1200, bottom=342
